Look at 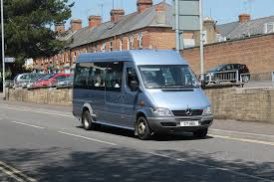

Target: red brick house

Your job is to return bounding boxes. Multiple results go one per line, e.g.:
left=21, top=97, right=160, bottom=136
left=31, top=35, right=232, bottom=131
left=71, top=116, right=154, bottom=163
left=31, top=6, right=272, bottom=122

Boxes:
left=34, top=0, right=179, bottom=72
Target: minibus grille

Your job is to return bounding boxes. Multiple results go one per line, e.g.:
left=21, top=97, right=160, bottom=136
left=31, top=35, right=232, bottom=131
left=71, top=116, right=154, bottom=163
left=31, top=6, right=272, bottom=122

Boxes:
left=172, top=110, right=203, bottom=117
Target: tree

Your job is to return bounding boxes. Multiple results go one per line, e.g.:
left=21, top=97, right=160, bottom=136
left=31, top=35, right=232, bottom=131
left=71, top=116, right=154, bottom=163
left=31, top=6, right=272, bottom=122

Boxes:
left=0, top=0, right=74, bottom=62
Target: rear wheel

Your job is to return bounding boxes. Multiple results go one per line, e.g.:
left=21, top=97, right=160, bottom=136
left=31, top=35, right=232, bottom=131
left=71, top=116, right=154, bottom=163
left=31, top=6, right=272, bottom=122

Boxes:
left=193, top=129, right=208, bottom=138
left=82, top=110, right=95, bottom=130
left=135, top=116, right=152, bottom=140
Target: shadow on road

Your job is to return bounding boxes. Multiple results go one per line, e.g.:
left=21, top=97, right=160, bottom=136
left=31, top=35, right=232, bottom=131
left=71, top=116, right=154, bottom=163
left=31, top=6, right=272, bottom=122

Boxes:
left=77, top=124, right=213, bottom=141
left=0, top=147, right=273, bottom=182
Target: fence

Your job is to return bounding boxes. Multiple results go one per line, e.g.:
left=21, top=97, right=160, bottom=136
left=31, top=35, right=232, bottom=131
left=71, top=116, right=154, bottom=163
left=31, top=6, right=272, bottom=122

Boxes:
left=202, top=70, right=274, bottom=88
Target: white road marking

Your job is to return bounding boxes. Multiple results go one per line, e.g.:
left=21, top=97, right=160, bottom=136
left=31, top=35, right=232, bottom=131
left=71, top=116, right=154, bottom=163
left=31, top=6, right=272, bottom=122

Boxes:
left=11, top=121, right=45, bottom=130
left=149, top=152, right=273, bottom=182
left=58, top=131, right=117, bottom=146
left=211, top=128, right=274, bottom=139
left=0, top=161, right=37, bottom=182
left=0, top=106, right=73, bottom=118
left=210, top=134, right=274, bottom=147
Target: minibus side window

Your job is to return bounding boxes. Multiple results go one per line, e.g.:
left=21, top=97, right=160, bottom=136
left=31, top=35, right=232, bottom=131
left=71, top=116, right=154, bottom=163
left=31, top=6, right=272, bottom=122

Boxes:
left=127, top=68, right=139, bottom=91
left=88, top=62, right=107, bottom=90
left=105, top=62, right=123, bottom=92
left=74, top=63, right=90, bottom=89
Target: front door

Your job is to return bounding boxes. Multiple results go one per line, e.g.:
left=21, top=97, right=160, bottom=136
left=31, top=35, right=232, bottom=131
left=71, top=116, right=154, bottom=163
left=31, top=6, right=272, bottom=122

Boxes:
left=121, top=63, right=140, bottom=128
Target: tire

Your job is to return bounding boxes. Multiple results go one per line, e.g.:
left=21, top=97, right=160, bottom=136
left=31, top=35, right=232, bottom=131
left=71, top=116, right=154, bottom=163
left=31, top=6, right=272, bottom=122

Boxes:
left=135, top=116, right=152, bottom=140
left=82, top=110, right=95, bottom=130
left=193, top=129, right=208, bottom=138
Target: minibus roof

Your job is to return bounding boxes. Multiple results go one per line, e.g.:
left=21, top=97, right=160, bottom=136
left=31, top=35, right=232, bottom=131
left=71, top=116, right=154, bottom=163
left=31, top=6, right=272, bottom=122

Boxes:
left=77, top=50, right=188, bottom=66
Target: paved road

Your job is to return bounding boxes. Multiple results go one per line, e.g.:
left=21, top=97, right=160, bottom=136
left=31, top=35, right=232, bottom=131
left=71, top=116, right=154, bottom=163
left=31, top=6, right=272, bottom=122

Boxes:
left=0, top=102, right=274, bottom=182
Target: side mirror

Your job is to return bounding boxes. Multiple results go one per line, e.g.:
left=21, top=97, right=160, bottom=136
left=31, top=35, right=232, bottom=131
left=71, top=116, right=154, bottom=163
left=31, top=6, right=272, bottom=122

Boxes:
left=130, top=80, right=139, bottom=92
left=200, top=80, right=206, bottom=89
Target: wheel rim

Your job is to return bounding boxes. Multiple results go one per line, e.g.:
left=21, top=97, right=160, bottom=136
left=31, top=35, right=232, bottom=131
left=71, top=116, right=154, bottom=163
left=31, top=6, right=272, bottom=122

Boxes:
left=137, top=119, right=146, bottom=135
left=83, top=117, right=89, bottom=128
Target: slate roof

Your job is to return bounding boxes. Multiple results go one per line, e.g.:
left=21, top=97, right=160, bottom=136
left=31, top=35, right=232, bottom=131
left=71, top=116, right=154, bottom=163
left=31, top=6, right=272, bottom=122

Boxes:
left=217, top=16, right=274, bottom=40
left=66, top=2, right=173, bottom=49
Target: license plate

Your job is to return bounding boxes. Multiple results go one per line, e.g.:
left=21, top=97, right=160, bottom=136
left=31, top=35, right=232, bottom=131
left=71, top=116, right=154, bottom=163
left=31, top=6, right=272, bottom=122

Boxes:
left=180, top=121, right=199, bottom=127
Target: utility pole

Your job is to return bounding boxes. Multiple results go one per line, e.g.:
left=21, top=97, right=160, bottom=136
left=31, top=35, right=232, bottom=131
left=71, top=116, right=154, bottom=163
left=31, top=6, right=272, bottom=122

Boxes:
left=1, top=0, right=5, bottom=99
left=175, top=0, right=180, bottom=52
left=199, top=0, right=204, bottom=81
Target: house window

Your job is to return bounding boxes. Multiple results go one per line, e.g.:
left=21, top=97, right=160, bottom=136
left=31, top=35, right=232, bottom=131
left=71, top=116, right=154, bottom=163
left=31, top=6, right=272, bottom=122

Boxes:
left=110, top=41, right=113, bottom=52
left=138, top=33, right=143, bottom=48
left=119, top=39, right=123, bottom=51
left=101, top=43, right=106, bottom=52
left=129, top=36, right=134, bottom=50
left=127, top=38, right=130, bottom=50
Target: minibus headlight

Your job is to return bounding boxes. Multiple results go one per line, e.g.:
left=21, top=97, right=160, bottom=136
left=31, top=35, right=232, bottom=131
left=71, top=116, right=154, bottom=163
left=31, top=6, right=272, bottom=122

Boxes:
left=203, top=106, right=212, bottom=115
left=153, top=108, right=173, bottom=117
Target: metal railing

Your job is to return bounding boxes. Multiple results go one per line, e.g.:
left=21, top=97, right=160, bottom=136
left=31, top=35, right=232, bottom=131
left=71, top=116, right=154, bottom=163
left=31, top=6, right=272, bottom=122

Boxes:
left=202, top=70, right=274, bottom=88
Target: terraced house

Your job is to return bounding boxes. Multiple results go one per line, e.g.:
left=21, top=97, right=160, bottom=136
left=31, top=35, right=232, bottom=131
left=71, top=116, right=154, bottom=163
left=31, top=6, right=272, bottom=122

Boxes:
left=34, top=0, right=173, bottom=72
left=34, top=0, right=274, bottom=75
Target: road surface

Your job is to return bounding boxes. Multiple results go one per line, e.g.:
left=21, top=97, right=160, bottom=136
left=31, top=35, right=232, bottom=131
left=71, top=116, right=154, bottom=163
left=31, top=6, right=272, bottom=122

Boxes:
left=0, top=101, right=273, bottom=182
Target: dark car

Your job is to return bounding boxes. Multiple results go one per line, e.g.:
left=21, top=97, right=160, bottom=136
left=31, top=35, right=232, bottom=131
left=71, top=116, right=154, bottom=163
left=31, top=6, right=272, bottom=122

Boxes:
left=204, top=64, right=250, bottom=84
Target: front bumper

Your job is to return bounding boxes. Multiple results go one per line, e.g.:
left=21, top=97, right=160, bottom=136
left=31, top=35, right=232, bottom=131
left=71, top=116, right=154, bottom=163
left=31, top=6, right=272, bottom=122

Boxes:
left=147, top=115, right=213, bottom=134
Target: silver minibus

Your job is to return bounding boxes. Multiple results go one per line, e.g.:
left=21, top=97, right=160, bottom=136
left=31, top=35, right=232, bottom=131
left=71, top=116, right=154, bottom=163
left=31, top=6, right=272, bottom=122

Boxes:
left=73, top=50, right=213, bottom=140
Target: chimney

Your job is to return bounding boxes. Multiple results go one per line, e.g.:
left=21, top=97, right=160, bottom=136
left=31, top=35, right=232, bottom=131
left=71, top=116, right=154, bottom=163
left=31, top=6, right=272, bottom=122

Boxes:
left=110, top=9, right=125, bottom=23
left=239, top=14, right=251, bottom=23
left=155, top=3, right=166, bottom=24
left=88, top=16, right=102, bottom=28
left=137, top=0, right=153, bottom=13
left=70, top=19, right=82, bottom=31
left=203, top=18, right=217, bottom=44
left=55, top=23, right=65, bottom=33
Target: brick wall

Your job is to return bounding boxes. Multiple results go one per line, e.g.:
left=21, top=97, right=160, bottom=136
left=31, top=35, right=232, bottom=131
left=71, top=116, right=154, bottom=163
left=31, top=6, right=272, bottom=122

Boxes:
left=6, top=87, right=274, bottom=124
left=205, top=88, right=274, bottom=124
left=183, top=33, right=274, bottom=74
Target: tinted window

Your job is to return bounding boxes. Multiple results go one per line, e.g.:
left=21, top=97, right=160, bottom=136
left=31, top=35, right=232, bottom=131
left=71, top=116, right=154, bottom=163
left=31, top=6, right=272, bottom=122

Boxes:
left=105, top=62, right=123, bottom=92
left=74, top=62, right=107, bottom=90
left=89, top=62, right=107, bottom=89
left=127, top=67, right=139, bottom=90
left=74, top=63, right=90, bottom=88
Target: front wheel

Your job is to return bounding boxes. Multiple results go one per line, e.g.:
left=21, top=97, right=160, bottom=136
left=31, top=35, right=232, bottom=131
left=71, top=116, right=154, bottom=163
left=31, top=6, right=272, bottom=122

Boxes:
left=193, top=129, right=208, bottom=138
left=82, top=110, right=95, bottom=130
left=135, top=116, right=152, bottom=140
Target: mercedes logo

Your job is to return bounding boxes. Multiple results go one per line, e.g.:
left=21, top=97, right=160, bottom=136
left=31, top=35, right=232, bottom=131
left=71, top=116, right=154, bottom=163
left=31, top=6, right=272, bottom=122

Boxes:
left=185, top=108, right=193, bottom=116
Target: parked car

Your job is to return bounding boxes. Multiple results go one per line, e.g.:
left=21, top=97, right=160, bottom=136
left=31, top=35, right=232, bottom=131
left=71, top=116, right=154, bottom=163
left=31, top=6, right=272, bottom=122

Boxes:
left=14, top=73, right=44, bottom=88
left=56, top=75, right=74, bottom=88
left=204, top=64, right=250, bottom=84
left=27, top=74, right=46, bottom=89
left=32, top=73, right=71, bottom=88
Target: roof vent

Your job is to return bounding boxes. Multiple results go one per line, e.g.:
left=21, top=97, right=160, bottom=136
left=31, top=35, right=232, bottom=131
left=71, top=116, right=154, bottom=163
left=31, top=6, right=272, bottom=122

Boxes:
left=264, top=22, right=274, bottom=34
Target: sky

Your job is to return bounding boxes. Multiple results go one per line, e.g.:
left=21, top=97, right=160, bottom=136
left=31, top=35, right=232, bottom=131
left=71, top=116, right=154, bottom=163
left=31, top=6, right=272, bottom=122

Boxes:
left=67, top=0, right=274, bottom=28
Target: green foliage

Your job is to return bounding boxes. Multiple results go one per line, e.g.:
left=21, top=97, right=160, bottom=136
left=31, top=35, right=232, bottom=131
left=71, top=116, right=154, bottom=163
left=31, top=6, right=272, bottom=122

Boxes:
left=1, top=0, right=74, bottom=61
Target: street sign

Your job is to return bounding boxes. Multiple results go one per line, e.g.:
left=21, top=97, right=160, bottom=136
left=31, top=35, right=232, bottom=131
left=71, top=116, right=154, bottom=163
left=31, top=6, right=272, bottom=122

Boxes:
left=4, top=57, right=15, bottom=63
left=173, top=0, right=200, bottom=31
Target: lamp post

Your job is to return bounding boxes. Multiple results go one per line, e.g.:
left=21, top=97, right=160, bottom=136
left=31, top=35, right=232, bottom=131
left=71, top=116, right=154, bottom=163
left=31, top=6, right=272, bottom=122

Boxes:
left=199, top=0, right=204, bottom=81
left=1, top=0, right=5, bottom=99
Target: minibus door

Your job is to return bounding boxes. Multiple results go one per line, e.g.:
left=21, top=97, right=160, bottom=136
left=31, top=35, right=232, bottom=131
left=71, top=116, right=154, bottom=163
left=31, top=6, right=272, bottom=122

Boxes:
left=104, top=62, right=124, bottom=126
left=122, top=64, right=140, bottom=128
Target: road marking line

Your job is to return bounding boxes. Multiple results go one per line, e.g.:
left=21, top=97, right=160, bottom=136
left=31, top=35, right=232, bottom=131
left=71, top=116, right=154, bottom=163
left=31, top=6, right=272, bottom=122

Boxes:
left=0, top=161, right=37, bottom=182
left=149, top=152, right=273, bottom=182
left=11, top=121, right=45, bottom=130
left=0, top=166, right=24, bottom=182
left=210, top=134, right=274, bottom=147
left=0, top=106, right=73, bottom=118
left=58, top=131, right=117, bottom=146
left=211, top=128, right=274, bottom=138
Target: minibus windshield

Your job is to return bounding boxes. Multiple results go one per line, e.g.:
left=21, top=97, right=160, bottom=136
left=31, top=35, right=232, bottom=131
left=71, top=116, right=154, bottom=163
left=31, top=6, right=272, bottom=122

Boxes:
left=139, top=65, right=199, bottom=89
